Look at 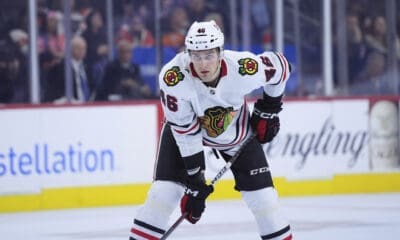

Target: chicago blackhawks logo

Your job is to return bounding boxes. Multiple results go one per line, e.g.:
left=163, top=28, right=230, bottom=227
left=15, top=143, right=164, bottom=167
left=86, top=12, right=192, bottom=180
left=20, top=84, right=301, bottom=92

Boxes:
left=238, top=58, right=258, bottom=75
left=200, top=106, right=237, bottom=137
left=163, top=66, right=184, bottom=86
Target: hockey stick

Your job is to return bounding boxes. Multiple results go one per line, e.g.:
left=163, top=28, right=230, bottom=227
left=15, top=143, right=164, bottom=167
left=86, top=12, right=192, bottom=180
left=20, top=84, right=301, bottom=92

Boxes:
left=160, top=133, right=256, bottom=240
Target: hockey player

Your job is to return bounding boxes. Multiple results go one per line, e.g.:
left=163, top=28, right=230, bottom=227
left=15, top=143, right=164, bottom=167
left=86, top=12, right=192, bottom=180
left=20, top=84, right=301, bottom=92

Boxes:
left=130, top=20, right=293, bottom=240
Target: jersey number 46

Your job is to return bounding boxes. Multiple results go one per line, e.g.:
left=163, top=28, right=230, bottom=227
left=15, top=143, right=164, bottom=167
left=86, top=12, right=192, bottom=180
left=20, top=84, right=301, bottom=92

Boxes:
left=160, top=90, right=178, bottom=112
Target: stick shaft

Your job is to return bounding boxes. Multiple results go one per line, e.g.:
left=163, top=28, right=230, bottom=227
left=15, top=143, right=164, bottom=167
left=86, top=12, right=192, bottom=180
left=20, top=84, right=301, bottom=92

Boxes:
left=211, top=133, right=256, bottom=185
left=159, top=213, right=187, bottom=240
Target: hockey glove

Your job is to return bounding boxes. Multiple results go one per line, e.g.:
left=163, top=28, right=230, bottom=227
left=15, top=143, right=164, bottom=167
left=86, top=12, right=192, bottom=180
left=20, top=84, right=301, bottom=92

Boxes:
left=180, top=171, right=214, bottom=224
left=251, top=94, right=283, bottom=143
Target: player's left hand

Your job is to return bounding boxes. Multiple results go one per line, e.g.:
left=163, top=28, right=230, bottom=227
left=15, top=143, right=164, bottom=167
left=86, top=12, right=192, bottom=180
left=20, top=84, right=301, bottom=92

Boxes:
left=180, top=172, right=214, bottom=224
left=251, top=94, right=282, bottom=143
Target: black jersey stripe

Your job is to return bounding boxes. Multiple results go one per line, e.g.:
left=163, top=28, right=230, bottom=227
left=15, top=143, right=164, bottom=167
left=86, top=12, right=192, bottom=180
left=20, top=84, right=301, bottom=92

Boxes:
left=261, top=225, right=291, bottom=239
left=133, top=219, right=165, bottom=235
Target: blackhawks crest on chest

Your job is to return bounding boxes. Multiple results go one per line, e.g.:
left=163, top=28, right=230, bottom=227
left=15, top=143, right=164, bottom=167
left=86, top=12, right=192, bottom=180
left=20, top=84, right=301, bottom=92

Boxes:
left=200, top=106, right=237, bottom=137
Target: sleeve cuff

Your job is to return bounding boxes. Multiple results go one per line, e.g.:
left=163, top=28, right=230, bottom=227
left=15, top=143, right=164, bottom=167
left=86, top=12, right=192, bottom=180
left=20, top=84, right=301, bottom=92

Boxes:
left=182, top=151, right=205, bottom=176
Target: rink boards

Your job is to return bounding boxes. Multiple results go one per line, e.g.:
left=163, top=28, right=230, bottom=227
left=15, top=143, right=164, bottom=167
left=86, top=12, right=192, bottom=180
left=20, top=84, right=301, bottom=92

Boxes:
left=0, top=97, right=399, bottom=212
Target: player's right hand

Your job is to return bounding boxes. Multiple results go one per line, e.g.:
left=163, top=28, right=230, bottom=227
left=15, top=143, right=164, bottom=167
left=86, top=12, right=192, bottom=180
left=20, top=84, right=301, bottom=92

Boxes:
left=180, top=172, right=214, bottom=224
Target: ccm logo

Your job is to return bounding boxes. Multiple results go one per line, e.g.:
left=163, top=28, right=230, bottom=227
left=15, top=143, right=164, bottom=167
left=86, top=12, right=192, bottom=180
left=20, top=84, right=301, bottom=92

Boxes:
left=250, top=167, right=270, bottom=176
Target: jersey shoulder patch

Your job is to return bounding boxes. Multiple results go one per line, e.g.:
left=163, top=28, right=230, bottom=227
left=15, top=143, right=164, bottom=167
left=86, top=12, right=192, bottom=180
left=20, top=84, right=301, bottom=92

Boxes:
left=238, top=57, right=258, bottom=76
left=162, top=66, right=185, bottom=86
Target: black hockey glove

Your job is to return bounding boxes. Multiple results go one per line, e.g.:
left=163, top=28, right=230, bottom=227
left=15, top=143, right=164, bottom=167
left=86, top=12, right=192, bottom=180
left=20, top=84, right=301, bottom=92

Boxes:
left=251, top=94, right=283, bottom=144
left=180, top=171, right=214, bottom=224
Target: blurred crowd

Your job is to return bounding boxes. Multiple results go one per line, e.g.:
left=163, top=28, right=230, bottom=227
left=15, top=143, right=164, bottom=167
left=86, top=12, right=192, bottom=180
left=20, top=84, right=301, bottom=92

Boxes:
left=341, top=0, right=400, bottom=95
left=0, top=0, right=399, bottom=104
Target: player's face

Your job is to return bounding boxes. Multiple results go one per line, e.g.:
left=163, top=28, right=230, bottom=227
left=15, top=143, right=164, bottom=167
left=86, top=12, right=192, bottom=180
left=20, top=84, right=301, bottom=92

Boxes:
left=189, top=48, right=221, bottom=83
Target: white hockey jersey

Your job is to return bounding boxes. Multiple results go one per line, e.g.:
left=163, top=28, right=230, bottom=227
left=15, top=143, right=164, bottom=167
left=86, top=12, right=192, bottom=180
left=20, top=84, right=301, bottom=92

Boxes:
left=158, top=50, right=290, bottom=157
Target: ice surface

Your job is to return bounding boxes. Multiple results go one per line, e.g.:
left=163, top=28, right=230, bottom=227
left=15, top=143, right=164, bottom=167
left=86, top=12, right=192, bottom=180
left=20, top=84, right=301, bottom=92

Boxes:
left=1, top=193, right=400, bottom=240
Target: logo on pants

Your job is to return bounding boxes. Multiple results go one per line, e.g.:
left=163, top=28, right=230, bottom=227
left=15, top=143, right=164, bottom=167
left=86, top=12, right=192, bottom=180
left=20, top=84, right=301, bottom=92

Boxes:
left=249, top=167, right=270, bottom=176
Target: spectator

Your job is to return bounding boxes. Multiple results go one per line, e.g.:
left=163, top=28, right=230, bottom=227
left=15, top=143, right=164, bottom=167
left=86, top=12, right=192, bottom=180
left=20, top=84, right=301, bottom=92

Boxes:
left=162, top=7, right=189, bottom=50
left=250, top=0, right=272, bottom=50
left=74, top=0, right=93, bottom=18
left=351, top=51, right=393, bottom=95
left=160, top=0, right=186, bottom=20
left=69, top=0, right=88, bottom=35
left=115, top=23, right=132, bottom=46
left=0, top=50, right=16, bottom=104
left=9, top=29, right=29, bottom=58
left=44, top=36, right=94, bottom=103
left=0, top=42, right=28, bottom=104
left=114, top=0, right=137, bottom=33
left=346, top=13, right=367, bottom=83
left=135, top=1, right=154, bottom=31
left=349, top=15, right=400, bottom=95
left=365, top=16, right=387, bottom=53
left=37, top=10, right=65, bottom=100
left=364, top=15, right=400, bottom=58
left=96, top=40, right=152, bottom=101
left=82, top=9, right=108, bottom=76
left=116, top=15, right=155, bottom=48
left=38, top=11, right=65, bottom=61
left=185, top=0, right=215, bottom=22
left=129, top=15, right=155, bottom=47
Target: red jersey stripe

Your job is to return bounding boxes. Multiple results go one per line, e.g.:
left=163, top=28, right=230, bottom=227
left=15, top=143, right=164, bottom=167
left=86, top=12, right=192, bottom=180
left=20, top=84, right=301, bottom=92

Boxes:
left=131, top=228, right=160, bottom=240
